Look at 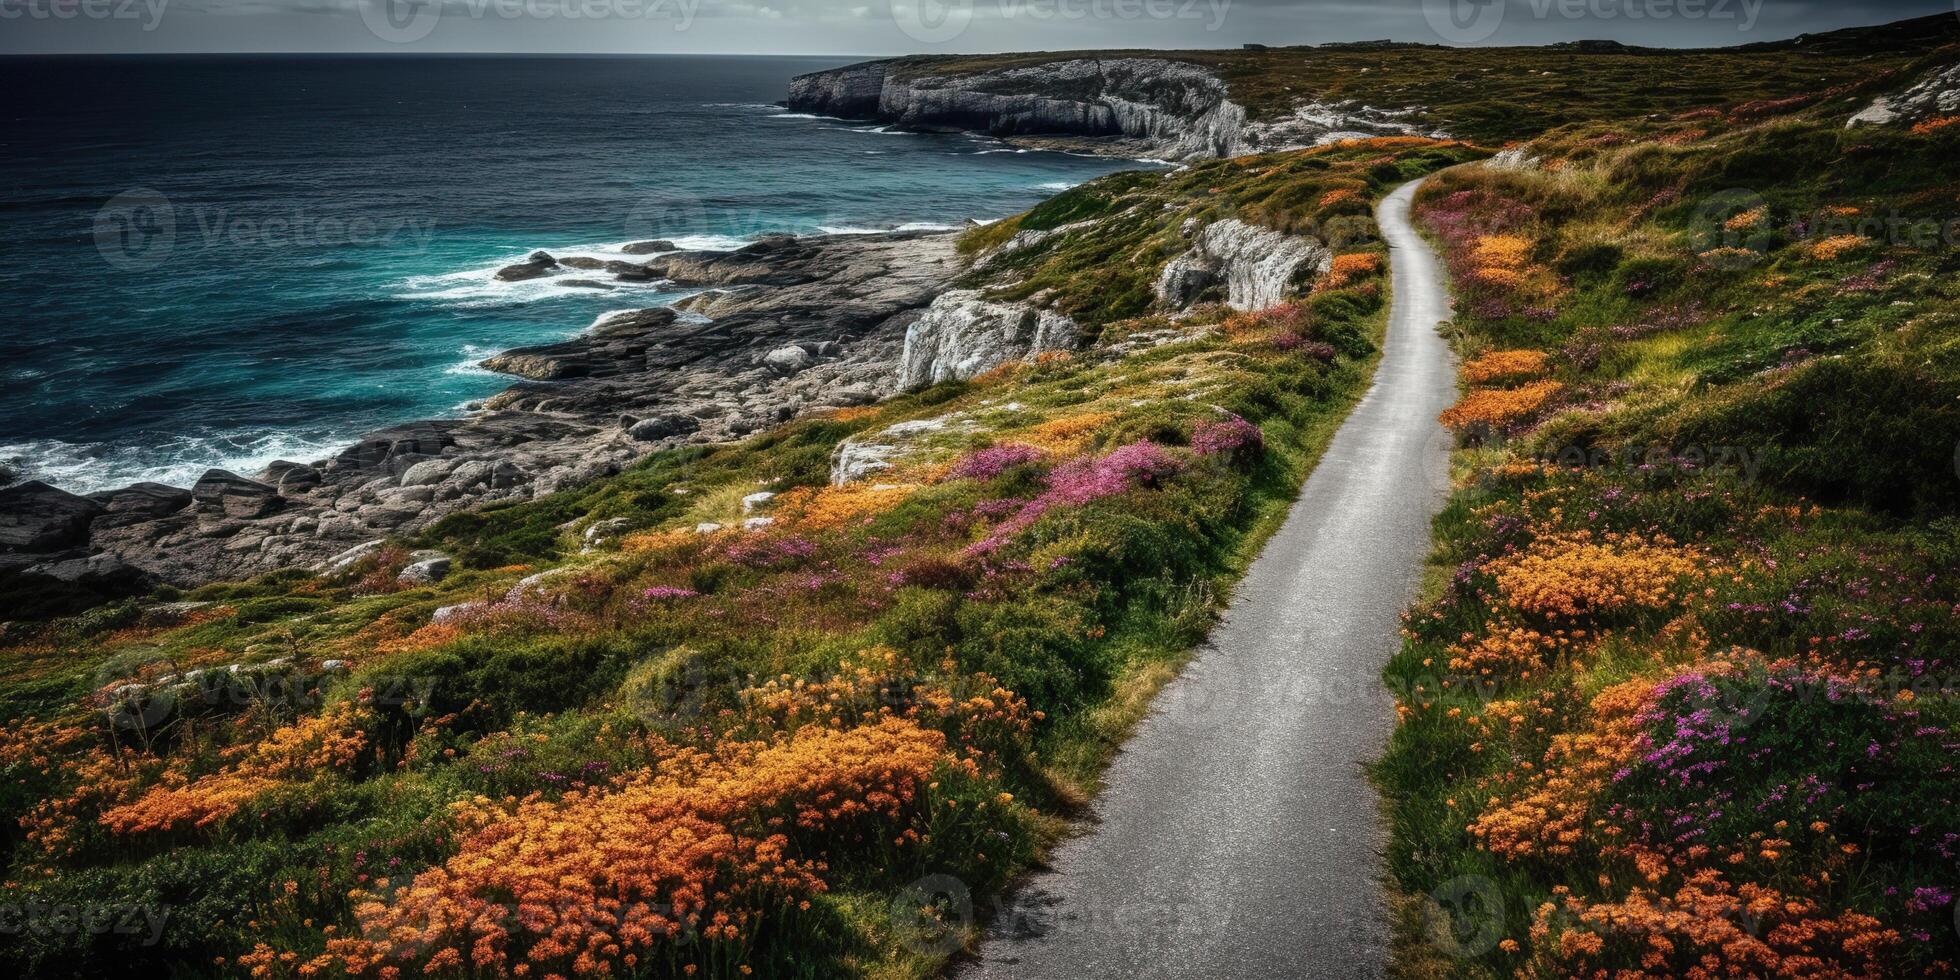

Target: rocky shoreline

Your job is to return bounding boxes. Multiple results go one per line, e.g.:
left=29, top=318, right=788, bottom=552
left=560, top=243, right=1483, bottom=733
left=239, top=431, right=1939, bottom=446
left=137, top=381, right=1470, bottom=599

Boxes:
left=0, top=230, right=977, bottom=606
left=1, top=54, right=1399, bottom=613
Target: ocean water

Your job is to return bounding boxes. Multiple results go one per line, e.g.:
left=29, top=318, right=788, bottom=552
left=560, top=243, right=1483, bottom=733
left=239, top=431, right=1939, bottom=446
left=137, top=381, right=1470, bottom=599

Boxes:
left=0, top=55, right=1151, bottom=493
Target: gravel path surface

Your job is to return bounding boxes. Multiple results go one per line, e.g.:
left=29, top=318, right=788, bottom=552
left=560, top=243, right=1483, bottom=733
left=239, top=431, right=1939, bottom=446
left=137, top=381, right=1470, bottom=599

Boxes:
left=961, top=178, right=1457, bottom=979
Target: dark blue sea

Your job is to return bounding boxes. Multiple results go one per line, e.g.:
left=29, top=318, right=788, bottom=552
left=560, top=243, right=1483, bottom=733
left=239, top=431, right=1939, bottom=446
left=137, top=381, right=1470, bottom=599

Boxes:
left=0, top=55, right=1148, bottom=492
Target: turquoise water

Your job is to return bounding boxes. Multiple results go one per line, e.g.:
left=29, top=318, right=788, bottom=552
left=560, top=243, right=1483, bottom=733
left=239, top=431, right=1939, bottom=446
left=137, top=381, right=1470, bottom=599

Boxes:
left=0, top=55, right=1152, bottom=492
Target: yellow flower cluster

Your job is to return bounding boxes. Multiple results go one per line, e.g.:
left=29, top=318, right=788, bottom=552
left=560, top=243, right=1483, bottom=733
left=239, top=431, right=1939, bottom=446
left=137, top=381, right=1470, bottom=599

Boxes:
left=1723, top=207, right=1767, bottom=232
left=265, top=718, right=944, bottom=978
left=1807, top=235, right=1869, bottom=261
left=1460, top=349, right=1549, bottom=385
left=1469, top=678, right=1652, bottom=859
left=1448, top=620, right=1587, bottom=678
left=1525, top=867, right=1900, bottom=979
left=1488, top=532, right=1701, bottom=620
left=1471, top=234, right=1534, bottom=288
left=1439, top=381, right=1564, bottom=433
left=772, top=482, right=920, bottom=532
left=1318, top=252, right=1382, bottom=290
left=621, top=526, right=710, bottom=554
left=99, top=704, right=371, bottom=835
left=1014, top=411, right=1117, bottom=456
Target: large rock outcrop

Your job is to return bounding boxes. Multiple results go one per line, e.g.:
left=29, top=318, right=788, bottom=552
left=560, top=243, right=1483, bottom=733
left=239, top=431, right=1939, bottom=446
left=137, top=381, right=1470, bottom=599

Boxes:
left=1155, top=219, right=1331, bottom=311
left=1848, top=61, right=1960, bottom=127
left=897, top=290, right=1079, bottom=389
left=788, top=57, right=1438, bottom=161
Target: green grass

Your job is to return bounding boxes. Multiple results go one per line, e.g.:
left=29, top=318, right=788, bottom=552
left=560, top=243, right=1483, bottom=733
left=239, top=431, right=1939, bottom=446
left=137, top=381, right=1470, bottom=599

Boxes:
left=1374, top=70, right=1960, bottom=977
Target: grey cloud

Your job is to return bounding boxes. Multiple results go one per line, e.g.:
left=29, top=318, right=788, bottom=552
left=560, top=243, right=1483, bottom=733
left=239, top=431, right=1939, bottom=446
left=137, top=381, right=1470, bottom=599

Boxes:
left=0, top=0, right=1950, bottom=53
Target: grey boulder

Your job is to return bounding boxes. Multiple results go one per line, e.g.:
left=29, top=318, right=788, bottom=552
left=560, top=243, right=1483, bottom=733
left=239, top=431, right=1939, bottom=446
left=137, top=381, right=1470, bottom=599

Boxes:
left=92, top=482, right=193, bottom=528
left=396, top=552, right=451, bottom=586
left=191, top=470, right=282, bottom=520
left=625, top=414, right=701, bottom=442
left=0, top=481, right=104, bottom=551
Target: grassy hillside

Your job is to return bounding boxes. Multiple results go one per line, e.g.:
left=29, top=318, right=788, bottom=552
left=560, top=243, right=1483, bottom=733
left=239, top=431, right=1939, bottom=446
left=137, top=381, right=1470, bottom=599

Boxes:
left=0, top=142, right=1480, bottom=977
left=1377, top=52, right=1960, bottom=978
left=874, top=14, right=1959, bottom=142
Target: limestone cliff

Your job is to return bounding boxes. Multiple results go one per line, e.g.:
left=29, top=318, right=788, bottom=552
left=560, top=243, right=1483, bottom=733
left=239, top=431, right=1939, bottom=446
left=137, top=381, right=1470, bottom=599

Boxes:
left=788, top=57, right=1436, bottom=161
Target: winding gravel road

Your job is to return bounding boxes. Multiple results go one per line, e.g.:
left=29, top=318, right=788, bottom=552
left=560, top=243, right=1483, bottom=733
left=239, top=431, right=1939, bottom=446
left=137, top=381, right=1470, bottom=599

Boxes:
left=961, top=179, right=1458, bottom=979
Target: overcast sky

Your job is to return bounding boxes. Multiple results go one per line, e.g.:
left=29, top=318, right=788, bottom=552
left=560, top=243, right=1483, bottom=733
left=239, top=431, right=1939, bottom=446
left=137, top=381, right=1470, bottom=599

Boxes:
left=0, top=0, right=1949, bottom=55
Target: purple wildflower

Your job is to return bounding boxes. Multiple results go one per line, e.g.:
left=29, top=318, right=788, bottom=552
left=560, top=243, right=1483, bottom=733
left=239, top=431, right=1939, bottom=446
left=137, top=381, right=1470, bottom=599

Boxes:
left=949, top=443, right=1045, bottom=481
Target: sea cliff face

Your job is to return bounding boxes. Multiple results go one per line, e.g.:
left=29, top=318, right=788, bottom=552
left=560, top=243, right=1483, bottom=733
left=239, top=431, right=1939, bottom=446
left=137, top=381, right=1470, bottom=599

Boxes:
left=788, top=57, right=1439, bottom=161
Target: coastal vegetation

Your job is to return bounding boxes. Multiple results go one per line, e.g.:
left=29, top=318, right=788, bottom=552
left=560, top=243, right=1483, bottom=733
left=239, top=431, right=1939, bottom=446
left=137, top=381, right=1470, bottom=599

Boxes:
left=0, top=142, right=1473, bottom=977
left=4, top=20, right=1957, bottom=978
left=1378, top=48, right=1960, bottom=977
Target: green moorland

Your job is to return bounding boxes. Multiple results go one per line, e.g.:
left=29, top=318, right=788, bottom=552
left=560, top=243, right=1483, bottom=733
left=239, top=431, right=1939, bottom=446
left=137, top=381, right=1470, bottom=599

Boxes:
left=1377, top=49, right=1960, bottom=979
left=0, top=142, right=1481, bottom=977
left=877, top=13, right=1959, bottom=142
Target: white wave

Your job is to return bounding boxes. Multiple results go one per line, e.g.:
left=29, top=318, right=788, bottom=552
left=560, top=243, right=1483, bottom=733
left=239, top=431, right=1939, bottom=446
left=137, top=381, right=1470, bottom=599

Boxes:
left=443, top=344, right=502, bottom=377
left=816, top=221, right=962, bottom=236
left=395, top=236, right=745, bottom=308
left=589, top=307, right=653, bottom=331
left=1035, top=181, right=1080, bottom=191
left=974, top=148, right=1030, bottom=155
left=768, top=112, right=823, bottom=120
left=2, top=431, right=361, bottom=495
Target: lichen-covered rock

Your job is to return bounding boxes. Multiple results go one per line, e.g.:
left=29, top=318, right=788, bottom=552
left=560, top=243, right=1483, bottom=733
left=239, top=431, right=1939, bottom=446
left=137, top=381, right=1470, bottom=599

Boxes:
left=1848, top=61, right=1960, bottom=127
left=762, top=345, right=813, bottom=376
left=830, top=417, right=966, bottom=486
left=396, top=552, right=452, bottom=585
left=1155, top=219, right=1330, bottom=311
left=898, top=290, right=1078, bottom=389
